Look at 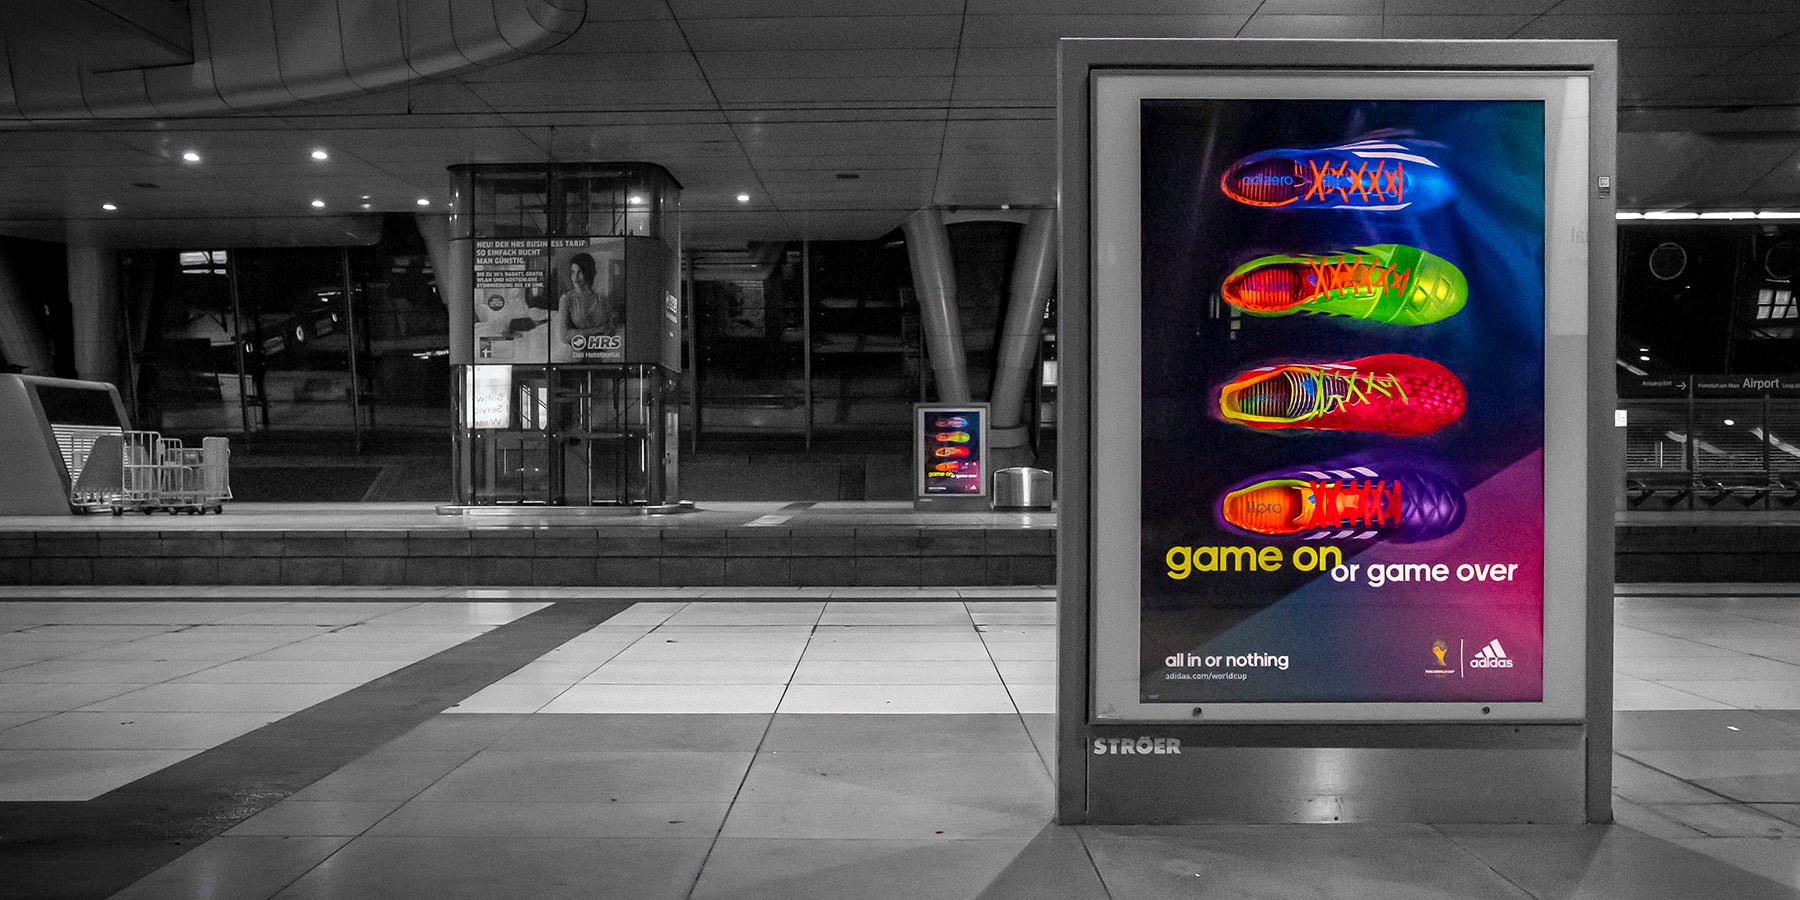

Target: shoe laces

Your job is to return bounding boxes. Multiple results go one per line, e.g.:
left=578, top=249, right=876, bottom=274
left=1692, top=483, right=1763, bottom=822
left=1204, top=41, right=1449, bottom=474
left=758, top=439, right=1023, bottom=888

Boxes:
left=1306, top=478, right=1401, bottom=528
left=1303, top=256, right=1410, bottom=300
left=1304, top=158, right=1407, bottom=204
left=1288, top=367, right=1408, bottom=419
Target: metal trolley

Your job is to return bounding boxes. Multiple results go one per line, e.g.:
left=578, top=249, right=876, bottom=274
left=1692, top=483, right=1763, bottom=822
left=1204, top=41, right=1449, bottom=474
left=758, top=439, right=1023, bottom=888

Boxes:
left=72, top=431, right=232, bottom=515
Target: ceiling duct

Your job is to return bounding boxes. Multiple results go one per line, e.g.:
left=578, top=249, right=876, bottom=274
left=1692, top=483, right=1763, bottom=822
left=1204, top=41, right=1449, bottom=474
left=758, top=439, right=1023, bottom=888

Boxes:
left=0, top=0, right=585, bottom=121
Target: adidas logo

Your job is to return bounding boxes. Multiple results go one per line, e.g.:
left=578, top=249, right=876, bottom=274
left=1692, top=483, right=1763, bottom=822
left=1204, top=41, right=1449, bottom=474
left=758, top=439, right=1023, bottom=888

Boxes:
left=1468, top=638, right=1514, bottom=669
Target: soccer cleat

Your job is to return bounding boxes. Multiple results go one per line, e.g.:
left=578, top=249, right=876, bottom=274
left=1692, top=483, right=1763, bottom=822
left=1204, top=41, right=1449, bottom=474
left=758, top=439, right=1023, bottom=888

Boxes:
left=935, top=461, right=971, bottom=472
left=1218, top=353, right=1464, bottom=436
left=936, top=446, right=970, bottom=457
left=1220, top=137, right=1453, bottom=211
left=1219, top=461, right=1465, bottom=543
left=1220, top=244, right=1466, bottom=326
left=935, top=431, right=971, bottom=443
left=935, top=416, right=968, bottom=428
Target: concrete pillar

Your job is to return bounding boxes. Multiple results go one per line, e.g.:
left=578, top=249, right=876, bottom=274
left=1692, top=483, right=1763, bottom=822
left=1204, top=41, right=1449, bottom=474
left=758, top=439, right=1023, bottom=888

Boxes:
left=416, top=213, right=472, bottom=365
left=0, top=243, right=54, bottom=375
left=988, top=207, right=1056, bottom=460
left=67, top=244, right=122, bottom=385
left=903, top=208, right=971, bottom=403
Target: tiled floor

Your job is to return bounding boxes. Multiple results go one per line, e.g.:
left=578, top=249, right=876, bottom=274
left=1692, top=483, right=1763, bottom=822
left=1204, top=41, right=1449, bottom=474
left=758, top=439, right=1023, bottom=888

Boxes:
left=3, top=585, right=1800, bottom=898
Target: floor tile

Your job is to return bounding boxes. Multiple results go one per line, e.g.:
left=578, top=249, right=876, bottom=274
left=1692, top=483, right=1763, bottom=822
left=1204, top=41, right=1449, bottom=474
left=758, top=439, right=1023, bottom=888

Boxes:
left=611, top=641, right=808, bottom=662
left=0, top=711, right=278, bottom=749
left=490, top=714, right=770, bottom=752
left=112, top=835, right=353, bottom=900
left=779, top=683, right=1017, bottom=714
left=289, top=750, right=478, bottom=802
left=811, top=625, right=983, bottom=642
left=0, top=747, right=197, bottom=801
left=760, top=714, right=1035, bottom=753
left=790, top=659, right=1001, bottom=684
left=1444, top=824, right=1800, bottom=898
left=737, top=751, right=1051, bottom=807
left=270, top=836, right=710, bottom=900
left=1083, top=824, right=1532, bottom=900
left=583, top=659, right=800, bottom=684
left=414, top=750, right=753, bottom=802
left=721, top=799, right=1051, bottom=839
left=1004, top=683, right=1055, bottom=714
left=982, top=642, right=1055, bottom=661
left=364, top=602, right=551, bottom=625
left=0, top=681, right=148, bottom=711
left=171, top=659, right=408, bottom=684
left=993, top=659, right=1055, bottom=684
left=492, top=660, right=602, bottom=683
left=0, top=658, right=221, bottom=684
left=1645, top=802, right=1800, bottom=837
left=445, top=683, right=569, bottom=714
left=538, top=683, right=786, bottom=714
left=226, top=800, right=402, bottom=836
left=801, top=641, right=993, bottom=662
left=691, top=838, right=1041, bottom=900
left=369, top=800, right=729, bottom=838
left=78, top=682, right=352, bottom=713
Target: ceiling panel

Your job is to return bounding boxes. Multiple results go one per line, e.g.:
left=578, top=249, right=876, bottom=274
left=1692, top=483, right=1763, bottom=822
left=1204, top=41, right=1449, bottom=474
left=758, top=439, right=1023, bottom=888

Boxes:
left=1237, top=15, right=1385, bottom=38
left=465, top=52, right=706, bottom=83
left=1512, top=15, right=1778, bottom=47
left=696, top=49, right=958, bottom=80
left=1380, top=16, right=1536, bottom=39
left=669, top=0, right=964, bottom=18
left=464, top=80, right=719, bottom=109
left=951, top=77, right=1056, bottom=105
left=711, top=78, right=953, bottom=105
left=680, top=16, right=962, bottom=51
left=959, top=15, right=1246, bottom=47
left=968, top=0, right=1259, bottom=13
left=546, top=20, right=689, bottom=53
left=1383, top=0, right=1556, bottom=13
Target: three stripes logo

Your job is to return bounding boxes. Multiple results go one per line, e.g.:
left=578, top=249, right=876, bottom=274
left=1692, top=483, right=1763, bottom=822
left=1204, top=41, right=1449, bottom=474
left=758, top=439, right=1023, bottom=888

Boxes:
left=1468, top=638, right=1514, bottom=669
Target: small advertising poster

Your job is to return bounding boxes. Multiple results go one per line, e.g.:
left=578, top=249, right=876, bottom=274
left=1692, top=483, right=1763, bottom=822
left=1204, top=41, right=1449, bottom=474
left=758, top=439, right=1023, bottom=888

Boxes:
left=548, top=238, right=626, bottom=363
left=473, top=240, right=551, bottom=363
left=916, top=405, right=986, bottom=497
left=1137, top=98, right=1548, bottom=705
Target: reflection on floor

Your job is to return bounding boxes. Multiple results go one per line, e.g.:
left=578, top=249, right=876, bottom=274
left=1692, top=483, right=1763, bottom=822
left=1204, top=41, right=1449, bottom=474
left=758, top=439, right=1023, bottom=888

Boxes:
left=1, top=585, right=1799, bottom=899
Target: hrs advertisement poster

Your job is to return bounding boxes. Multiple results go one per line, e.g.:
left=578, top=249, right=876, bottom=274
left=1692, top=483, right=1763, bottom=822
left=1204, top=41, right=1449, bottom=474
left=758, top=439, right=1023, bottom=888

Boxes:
left=1139, top=98, right=1547, bottom=705
left=473, top=238, right=627, bottom=364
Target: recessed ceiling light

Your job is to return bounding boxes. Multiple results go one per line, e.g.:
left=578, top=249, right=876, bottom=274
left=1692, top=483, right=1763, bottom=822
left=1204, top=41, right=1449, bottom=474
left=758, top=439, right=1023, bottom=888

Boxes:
left=182, top=150, right=201, bottom=163
left=416, top=198, right=430, bottom=206
left=1639, top=355, right=1650, bottom=361
left=628, top=195, right=644, bottom=205
left=1725, top=419, right=1736, bottom=426
left=736, top=193, right=750, bottom=203
left=311, top=149, right=329, bottom=161
left=310, top=199, right=325, bottom=208
left=1000, top=204, right=1011, bottom=210
left=361, top=203, right=372, bottom=210
left=101, top=203, right=117, bottom=211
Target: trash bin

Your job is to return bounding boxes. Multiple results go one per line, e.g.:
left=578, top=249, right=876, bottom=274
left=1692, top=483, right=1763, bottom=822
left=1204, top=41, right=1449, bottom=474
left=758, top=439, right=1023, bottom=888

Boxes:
left=992, top=467, right=1053, bottom=510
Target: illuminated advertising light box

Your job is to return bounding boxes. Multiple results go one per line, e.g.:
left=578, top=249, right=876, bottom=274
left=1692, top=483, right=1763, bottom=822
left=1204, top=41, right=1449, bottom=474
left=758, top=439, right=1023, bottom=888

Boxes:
left=915, top=404, right=989, bottom=499
left=1088, top=71, right=1593, bottom=722
left=466, top=365, right=513, bottom=429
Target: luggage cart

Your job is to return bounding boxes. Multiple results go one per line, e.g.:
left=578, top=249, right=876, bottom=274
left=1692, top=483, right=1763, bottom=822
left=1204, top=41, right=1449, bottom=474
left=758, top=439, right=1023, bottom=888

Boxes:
left=79, top=431, right=232, bottom=515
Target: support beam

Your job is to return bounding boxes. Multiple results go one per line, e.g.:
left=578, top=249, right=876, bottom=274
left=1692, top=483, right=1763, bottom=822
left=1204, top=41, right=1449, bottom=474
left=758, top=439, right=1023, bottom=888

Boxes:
left=67, top=244, right=123, bottom=386
left=989, top=207, right=1056, bottom=459
left=903, top=208, right=970, bottom=403
left=417, top=213, right=471, bottom=366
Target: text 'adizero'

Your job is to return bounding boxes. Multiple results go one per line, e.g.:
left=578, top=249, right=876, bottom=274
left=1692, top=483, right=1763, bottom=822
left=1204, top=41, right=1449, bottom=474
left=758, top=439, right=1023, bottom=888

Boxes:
left=1220, top=244, right=1466, bottom=326
left=1218, top=354, right=1464, bottom=436
left=1219, top=461, right=1465, bottom=543
left=1220, top=138, right=1453, bottom=211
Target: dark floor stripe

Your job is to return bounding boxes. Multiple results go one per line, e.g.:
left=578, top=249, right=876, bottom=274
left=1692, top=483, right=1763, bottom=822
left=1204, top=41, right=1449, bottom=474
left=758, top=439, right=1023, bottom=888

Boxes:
left=0, top=600, right=631, bottom=900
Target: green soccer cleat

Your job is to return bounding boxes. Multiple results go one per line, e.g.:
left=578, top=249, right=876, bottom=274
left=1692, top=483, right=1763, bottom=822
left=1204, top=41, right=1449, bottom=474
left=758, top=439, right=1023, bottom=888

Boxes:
left=1219, top=244, right=1466, bottom=326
